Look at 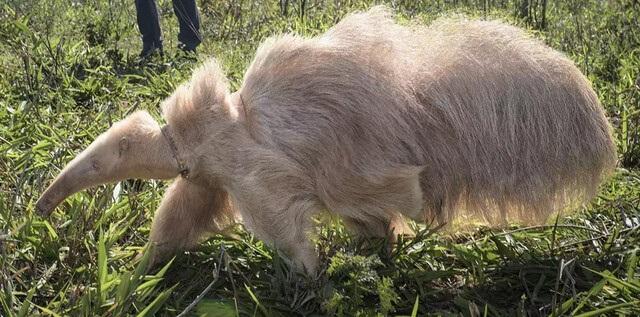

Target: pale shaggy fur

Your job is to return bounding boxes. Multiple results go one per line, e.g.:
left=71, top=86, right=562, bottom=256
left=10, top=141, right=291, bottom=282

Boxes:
left=241, top=8, right=617, bottom=228
left=162, top=7, right=615, bottom=270
left=37, top=6, right=616, bottom=273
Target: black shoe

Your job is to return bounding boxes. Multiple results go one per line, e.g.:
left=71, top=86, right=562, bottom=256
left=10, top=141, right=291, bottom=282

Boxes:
left=178, top=42, right=197, bottom=54
left=139, top=43, right=164, bottom=59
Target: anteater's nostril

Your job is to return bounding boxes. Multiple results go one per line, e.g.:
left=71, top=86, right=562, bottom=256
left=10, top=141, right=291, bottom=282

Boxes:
left=36, top=199, right=50, bottom=216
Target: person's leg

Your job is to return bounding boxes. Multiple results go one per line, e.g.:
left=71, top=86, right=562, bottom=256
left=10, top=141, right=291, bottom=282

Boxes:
left=135, top=0, right=163, bottom=56
left=172, top=0, right=201, bottom=52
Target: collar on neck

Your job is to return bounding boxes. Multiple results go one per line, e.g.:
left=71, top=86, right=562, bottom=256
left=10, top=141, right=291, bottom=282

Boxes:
left=160, top=125, right=189, bottom=178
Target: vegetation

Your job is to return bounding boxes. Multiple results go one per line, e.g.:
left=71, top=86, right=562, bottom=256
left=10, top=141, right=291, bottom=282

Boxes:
left=1, top=0, right=639, bottom=315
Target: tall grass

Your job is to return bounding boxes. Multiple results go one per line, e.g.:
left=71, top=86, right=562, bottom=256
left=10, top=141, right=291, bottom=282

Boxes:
left=1, top=0, right=639, bottom=315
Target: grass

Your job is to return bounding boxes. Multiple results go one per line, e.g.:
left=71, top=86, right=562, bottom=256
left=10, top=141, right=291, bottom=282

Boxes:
left=1, top=0, right=639, bottom=315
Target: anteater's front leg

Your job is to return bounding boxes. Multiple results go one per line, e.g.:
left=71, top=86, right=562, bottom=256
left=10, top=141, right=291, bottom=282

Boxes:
left=149, top=178, right=233, bottom=264
left=230, top=168, right=321, bottom=274
left=233, top=188, right=321, bottom=274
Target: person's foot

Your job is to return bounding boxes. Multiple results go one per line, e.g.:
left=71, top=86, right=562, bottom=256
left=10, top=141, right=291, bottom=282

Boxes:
left=140, top=42, right=164, bottom=59
left=178, top=42, right=197, bottom=54
left=174, top=43, right=198, bottom=62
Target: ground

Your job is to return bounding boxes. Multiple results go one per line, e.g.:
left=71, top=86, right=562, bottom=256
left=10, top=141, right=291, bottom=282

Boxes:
left=0, top=0, right=639, bottom=316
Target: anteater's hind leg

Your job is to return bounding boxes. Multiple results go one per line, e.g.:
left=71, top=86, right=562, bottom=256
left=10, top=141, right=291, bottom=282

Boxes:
left=228, top=149, right=324, bottom=275
left=342, top=211, right=414, bottom=244
left=320, top=166, right=423, bottom=248
left=231, top=181, right=323, bottom=275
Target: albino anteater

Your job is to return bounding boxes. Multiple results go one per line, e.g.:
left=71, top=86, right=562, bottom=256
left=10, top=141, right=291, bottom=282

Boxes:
left=36, top=7, right=616, bottom=273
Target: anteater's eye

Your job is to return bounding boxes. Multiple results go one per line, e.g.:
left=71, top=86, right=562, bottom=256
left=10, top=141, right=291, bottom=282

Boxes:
left=91, top=159, right=101, bottom=171
left=119, top=137, right=130, bottom=156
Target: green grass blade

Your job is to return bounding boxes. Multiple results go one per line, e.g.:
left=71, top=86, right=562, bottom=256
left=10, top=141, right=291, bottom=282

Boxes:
left=97, top=229, right=108, bottom=306
left=570, top=279, right=607, bottom=315
left=136, top=284, right=177, bottom=317
left=574, top=301, right=640, bottom=317
left=32, top=303, right=63, bottom=317
left=244, top=284, right=268, bottom=316
left=627, top=250, right=638, bottom=282
left=17, top=286, right=36, bottom=317
left=411, top=295, right=420, bottom=317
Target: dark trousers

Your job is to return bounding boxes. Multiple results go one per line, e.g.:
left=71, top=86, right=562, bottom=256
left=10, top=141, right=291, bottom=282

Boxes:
left=135, top=0, right=201, bottom=50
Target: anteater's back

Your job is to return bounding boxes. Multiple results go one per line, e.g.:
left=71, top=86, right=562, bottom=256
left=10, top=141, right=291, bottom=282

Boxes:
left=409, top=18, right=616, bottom=224
left=239, top=6, right=617, bottom=226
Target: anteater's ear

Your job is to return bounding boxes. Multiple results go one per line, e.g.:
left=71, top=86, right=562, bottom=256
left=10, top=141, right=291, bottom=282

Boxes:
left=160, top=59, right=232, bottom=145
left=162, top=59, right=230, bottom=120
left=191, top=59, right=230, bottom=108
